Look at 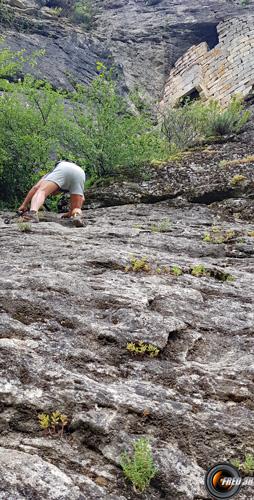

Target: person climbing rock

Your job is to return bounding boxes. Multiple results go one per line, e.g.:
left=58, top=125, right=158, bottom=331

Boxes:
left=18, top=160, right=86, bottom=227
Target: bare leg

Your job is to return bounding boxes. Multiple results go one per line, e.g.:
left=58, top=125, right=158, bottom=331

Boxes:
left=70, top=194, right=84, bottom=216
left=30, top=181, right=59, bottom=212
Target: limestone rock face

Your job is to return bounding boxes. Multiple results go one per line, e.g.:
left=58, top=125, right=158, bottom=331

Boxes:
left=161, top=15, right=254, bottom=109
left=0, top=139, right=253, bottom=499
left=1, top=0, right=254, bottom=96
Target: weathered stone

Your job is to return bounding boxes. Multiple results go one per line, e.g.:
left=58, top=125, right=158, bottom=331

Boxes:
left=0, top=139, right=253, bottom=499
left=1, top=1, right=254, bottom=98
left=161, top=15, right=254, bottom=109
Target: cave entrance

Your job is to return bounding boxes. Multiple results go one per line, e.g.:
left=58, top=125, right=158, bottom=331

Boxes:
left=178, top=87, right=201, bottom=107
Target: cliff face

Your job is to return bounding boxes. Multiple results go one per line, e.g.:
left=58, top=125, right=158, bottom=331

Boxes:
left=161, top=15, right=254, bottom=109
left=2, top=0, right=254, bottom=97
left=0, top=138, right=254, bottom=499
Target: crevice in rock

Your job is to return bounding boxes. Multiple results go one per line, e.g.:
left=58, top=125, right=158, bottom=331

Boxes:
left=190, top=189, right=235, bottom=205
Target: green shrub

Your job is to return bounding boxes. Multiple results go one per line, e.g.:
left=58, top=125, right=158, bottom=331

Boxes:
left=71, top=0, right=95, bottom=29
left=231, top=454, right=254, bottom=474
left=0, top=47, right=169, bottom=207
left=0, top=76, right=72, bottom=204
left=71, top=62, right=170, bottom=179
left=120, top=437, right=157, bottom=492
left=162, top=97, right=250, bottom=149
left=162, top=104, right=201, bottom=149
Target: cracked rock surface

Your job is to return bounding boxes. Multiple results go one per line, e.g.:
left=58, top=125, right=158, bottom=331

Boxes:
left=0, top=148, right=253, bottom=498
left=2, top=0, right=254, bottom=97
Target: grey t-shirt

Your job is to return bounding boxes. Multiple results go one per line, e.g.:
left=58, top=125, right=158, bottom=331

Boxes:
left=44, top=161, right=86, bottom=195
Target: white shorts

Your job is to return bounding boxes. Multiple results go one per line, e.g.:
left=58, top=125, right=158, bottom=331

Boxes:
left=44, top=161, right=86, bottom=196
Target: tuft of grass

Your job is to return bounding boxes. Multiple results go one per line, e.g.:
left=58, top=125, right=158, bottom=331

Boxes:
left=125, top=256, right=151, bottom=273
left=120, top=437, right=157, bottom=492
left=191, top=264, right=208, bottom=277
left=220, top=155, right=254, bottom=167
left=171, top=265, right=183, bottom=276
left=151, top=218, right=171, bottom=233
left=247, top=231, right=254, bottom=237
left=203, top=227, right=236, bottom=244
left=127, top=341, right=160, bottom=358
left=18, top=222, right=32, bottom=233
left=231, top=454, right=254, bottom=475
left=230, top=174, right=246, bottom=186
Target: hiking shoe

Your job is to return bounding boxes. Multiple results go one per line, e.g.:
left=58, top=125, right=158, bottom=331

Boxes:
left=17, top=210, right=39, bottom=223
left=71, top=213, right=85, bottom=228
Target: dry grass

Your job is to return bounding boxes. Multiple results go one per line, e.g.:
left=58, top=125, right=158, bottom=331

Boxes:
left=220, top=155, right=254, bottom=167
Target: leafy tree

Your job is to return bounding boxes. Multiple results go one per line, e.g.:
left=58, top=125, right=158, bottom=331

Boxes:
left=0, top=46, right=169, bottom=206
left=70, top=63, right=169, bottom=180
left=0, top=77, right=70, bottom=203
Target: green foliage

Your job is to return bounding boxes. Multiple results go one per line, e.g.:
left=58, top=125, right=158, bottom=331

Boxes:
left=38, top=411, right=68, bottom=436
left=71, top=0, right=95, bottom=29
left=48, top=6, right=63, bottom=16
left=127, top=341, right=160, bottom=358
left=162, top=102, right=201, bottom=149
left=0, top=37, right=23, bottom=79
left=71, top=63, right=170, bottom=179
left=231, top=454, right=254, bottom=474
left=230, top=174, right=246, bottom=186
left=120, top=438, right=157, bottom=492
left=203, top=227, right=236, bottom=244
left=0, top=76, right=69, bottom=203
left=162, top=96, right=250, bottom=150
left=151, top=218, right=171, bottom=233
left=171, top=265, right=183, bottom=276
left=0, top=46, right=168, bottom=207
left=191, top=264, right=208, bottom=277
left=125, top=256, right=151, bottom=273
left=156, top=265, right=170, bottom=274
left=18, top=222, right=32, bottom=233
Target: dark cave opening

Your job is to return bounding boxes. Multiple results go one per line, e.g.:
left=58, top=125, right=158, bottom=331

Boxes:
left=192, top=22, right=219, bottom=50
left=178, top=87, right=201, bottom=106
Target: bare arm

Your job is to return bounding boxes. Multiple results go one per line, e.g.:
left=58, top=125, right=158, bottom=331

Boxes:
left=61, top=194, right=85, bottom=218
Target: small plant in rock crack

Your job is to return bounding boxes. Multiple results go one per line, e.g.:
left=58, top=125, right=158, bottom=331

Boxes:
left=203, top=226, right=236, bottom=244
left=120, top=437, right=157, bottom=492
left=18, top=222, right=32, bottom=233
left=38, top=411, right=68, bottom=437
left=190, top=264, right=210, bottom=278
left=231, top=454, right=254, bottom=475
left=156, top=265, right=170, bottom=274
left=127, top=341, right=160, bottom=358
left=230, top=174, right=246, bottom=186
left=125, top=256, right=151, bottom=273
left=171, top=265, right=183, bottom=276
left=151, top=218, right=171, bottom=233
